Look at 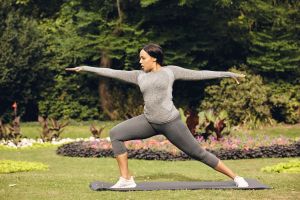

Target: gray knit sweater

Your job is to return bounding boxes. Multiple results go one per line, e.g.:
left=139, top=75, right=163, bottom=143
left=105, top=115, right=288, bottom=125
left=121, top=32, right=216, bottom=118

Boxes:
left=82, top=65, right=241, bottom=124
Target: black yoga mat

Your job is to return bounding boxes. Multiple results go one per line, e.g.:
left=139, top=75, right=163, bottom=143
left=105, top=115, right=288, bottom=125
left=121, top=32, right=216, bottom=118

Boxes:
left=90, top=178, right=271, bottom=191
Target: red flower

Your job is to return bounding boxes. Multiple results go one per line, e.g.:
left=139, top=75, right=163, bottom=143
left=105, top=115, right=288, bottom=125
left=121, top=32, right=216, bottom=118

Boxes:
left=12, top=102, right=17, bottom=109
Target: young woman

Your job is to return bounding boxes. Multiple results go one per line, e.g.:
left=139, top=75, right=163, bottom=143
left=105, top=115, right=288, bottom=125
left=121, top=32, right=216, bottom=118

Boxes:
left=66, top=43, right=249, bottom=189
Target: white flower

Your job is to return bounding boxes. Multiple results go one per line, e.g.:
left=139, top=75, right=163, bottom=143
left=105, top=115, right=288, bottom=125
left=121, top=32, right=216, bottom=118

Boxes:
left=7, top=142, right=17, bottom=148
left=37, top=138, right=44, bottom=143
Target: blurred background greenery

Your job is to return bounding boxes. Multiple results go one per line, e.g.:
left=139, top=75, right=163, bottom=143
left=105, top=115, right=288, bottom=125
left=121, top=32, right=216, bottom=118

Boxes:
left=1, top=0, right=299, bottom=129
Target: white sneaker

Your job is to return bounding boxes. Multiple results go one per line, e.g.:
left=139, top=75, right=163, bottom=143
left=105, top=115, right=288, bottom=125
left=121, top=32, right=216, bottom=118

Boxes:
left=234, top=176, right=249, bottom=188
left=110, top=176, right=137, bottom=189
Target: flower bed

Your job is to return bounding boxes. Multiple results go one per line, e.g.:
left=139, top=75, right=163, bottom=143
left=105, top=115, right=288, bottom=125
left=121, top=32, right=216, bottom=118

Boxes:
left=122, top=134, right=295, bottom=152
left=0, top=137, right=109, bottom=150
left=56, top=135, right=300, bottom=160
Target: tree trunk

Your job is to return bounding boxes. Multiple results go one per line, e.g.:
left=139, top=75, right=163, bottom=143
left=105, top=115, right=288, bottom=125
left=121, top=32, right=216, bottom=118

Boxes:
left=98, top=1, right=124, bottom=120
left=98, top=51, right=118, bottom=120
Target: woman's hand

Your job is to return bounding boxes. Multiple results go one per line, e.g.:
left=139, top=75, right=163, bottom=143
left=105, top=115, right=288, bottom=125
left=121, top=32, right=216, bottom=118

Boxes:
left=232, top=73, right=246, bottom=84
left=65, top=66, right=84, bottom=72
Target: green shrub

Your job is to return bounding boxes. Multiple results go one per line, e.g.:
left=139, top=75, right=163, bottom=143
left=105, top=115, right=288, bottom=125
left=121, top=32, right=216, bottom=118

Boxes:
left=261, top=159, right=300, bottom=174
left=200, top=67, right=273, bottom=128
left=0, top=160, right=49, bottom=173
left=268, top=81, right=300, bottom=124
left=38, top=96, right=100, bottom=121
left=38, top=74, right=101, bottom=121
left=107, top=86, right=144, bottom=119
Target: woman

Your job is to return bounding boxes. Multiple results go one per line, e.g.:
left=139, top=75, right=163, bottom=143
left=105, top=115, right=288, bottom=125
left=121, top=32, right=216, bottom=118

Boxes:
left=66, top=43, right=249, bottom=189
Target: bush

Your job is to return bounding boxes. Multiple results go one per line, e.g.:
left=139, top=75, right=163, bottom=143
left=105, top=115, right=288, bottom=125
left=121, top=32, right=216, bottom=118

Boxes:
left=0, top=160, right=48, bottom=173
left=200, top=67, right=273, bottom=128
left=106, top=86, right=144, bottom=119
left=268, top=81, right=300, bottom=124
left=261, top=159, right=300, bottom=174
left=38, top=74, right=101, bottom=121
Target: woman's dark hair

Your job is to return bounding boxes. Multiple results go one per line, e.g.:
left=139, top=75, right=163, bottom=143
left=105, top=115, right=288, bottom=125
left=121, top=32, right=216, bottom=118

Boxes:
left=142, top=43, right=164, bottom=66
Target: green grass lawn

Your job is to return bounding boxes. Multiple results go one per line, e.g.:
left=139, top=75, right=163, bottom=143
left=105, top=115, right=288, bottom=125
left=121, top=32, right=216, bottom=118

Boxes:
left=0, top=147, right=299, bottom=200
left=21, top=120, right=121, bottom=139
left=21, top=121, right=300, bottom=140
left=2, top=122, right=299, bottom=199
left=232, top=123, right=300, bottom=139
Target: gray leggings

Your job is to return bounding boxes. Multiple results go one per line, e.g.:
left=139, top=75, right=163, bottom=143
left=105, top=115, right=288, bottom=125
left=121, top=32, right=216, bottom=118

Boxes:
left=109, top=114, right=220, bottom=169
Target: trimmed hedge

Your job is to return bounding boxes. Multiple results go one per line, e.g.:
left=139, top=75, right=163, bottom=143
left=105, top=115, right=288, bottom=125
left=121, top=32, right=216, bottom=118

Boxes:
left=56, top=141, right=300, bottom=161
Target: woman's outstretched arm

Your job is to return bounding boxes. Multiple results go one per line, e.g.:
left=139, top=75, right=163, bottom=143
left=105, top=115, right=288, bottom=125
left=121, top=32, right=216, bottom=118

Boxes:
left=65, top=66, right=141, bottom=85
left=167, top=65, right=245, bottom=84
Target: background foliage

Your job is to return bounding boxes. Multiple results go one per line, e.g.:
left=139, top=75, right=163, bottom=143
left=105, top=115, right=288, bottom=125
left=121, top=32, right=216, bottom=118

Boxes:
left=0, top=0, right=299, bottom=125
left=200, top=67, right=273, bottom=128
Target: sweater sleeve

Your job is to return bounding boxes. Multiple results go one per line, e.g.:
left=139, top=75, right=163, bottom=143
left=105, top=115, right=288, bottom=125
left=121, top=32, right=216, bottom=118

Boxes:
left=167, top=65, right=242, bottom=81
left=82, top=66, right=140, bottom=85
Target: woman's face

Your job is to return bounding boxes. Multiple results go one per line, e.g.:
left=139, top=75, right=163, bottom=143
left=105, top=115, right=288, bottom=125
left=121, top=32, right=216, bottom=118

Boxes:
left=139, top=49, right=157, bottom=72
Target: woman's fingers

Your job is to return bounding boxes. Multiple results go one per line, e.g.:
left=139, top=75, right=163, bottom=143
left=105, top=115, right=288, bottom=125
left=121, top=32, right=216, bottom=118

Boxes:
left=232, top=77, right=240, bottom=84
left=231, top=73, right=246, bottom=84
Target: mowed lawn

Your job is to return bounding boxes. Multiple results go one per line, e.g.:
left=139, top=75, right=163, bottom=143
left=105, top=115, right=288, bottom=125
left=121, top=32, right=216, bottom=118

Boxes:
left=20, top=120, right=121, bottom=139
left=0, top=146, right=299, bottom=200
left=21, top=121, right=300, bottom=139
left=1, top=123, right=299, bottom=200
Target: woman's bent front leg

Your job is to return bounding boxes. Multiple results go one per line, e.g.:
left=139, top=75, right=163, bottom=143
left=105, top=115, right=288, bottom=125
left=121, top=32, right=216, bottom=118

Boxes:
left=109, top=114, right=157, bottom=180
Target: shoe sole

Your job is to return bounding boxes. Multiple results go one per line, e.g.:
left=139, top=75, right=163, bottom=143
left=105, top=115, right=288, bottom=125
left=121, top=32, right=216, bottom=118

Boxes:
left=110, top=184, right=137, bottom=189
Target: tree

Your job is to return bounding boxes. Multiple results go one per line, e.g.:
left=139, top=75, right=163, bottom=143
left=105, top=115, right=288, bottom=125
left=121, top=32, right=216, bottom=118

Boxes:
left=0, top=0, right=49, bottom=121
left=228, top=0, right=300, bottom=77
left=38, top=0, right=148, bottom=120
